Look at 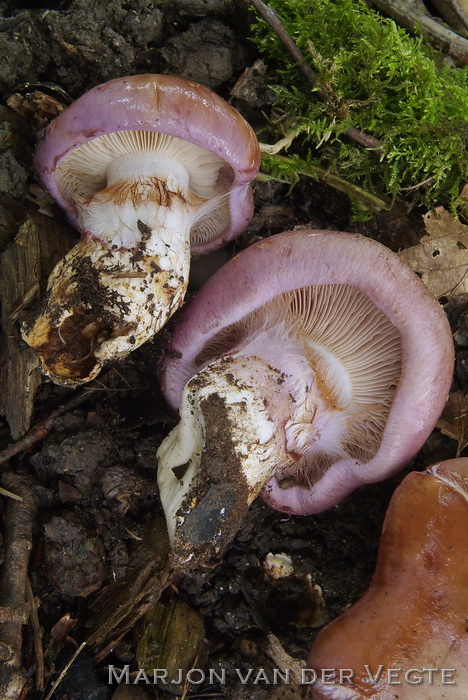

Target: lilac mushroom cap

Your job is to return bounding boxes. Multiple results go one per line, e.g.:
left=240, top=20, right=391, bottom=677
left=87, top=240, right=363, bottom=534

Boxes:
left=23, top=74, right=260, bottom=385
left=156, top=230, right=453, bottom=555
left=34, top=74, right=260, bottom=254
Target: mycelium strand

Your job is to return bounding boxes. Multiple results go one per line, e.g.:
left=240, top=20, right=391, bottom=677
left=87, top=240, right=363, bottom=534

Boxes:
left=23, top=132, right=228, bottom=384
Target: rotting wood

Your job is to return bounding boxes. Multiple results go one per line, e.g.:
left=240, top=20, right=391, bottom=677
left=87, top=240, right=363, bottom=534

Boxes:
left=135, top=596, right=207, bottom=695
left=88, top=562, right=177, bottom=663
left=0, top=473, right=53, bottom=698
left=0, top=217, right=42, bottom=440
left=84, top=519, right=174, bottom=661
left=0, top=212, right=77, bottom=439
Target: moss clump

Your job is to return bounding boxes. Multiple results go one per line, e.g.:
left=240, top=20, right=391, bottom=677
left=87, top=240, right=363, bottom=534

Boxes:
left=251, top=0, right=468, bottom=210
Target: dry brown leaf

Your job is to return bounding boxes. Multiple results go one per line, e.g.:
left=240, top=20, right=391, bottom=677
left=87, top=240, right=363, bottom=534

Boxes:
left=436, top=391, right=468, bottom=457
left=399, top=206, right=468, bottom=299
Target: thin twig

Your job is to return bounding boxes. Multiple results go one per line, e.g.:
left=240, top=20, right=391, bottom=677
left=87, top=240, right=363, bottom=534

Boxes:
left=401, top=176, right=435, bottom=191
left=26, top=579, right=44, bottom=692
left=43, top=641, right=86, bottom=700
left=259, top=152, right=387, bottom=211
left=0, top=486, right=23, bottom=501
left=0, top=387, right=97, bottom=466
left=371, top=0, right=468, bottom=63
left=0, top=474, right=53, bottom=698
left=249, top=0, right=328, bottom=101
left=249, top=0, right=382, bottom=153
left=342, top=126, right=382, bottom=152
left=180, top=655, right=200, bottom=700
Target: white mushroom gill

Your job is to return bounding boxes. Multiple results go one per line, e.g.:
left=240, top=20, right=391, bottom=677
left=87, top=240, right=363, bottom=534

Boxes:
left=157, top=284, right=401, bottom=552
left=56, top=131, right=231, bottom=248
left=23, top=131, right=231, bottom=384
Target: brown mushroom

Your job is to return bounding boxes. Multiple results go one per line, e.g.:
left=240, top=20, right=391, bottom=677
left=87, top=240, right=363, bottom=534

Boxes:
left=307, top=458, right=468, bottom=699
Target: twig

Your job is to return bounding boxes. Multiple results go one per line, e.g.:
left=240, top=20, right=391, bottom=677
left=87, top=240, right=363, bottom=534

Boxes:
left=342, top=126, right=382, bottom=151
left=249, top=0, right=382, bottom=153
left=0, top=474, right=53, bottom=698
left=249, top=0, right=328, bottom=101
left=0, top=486, right=23, bottom=501
left=0, top=387, right=97, bottom=466
left=259, top=152, right=387, bottom=212
left=26, top=579, right=44, bottom=692
left=401, top=176, right=435, bottom=191
left=265, top=632, right=305, bottom=684
left=451, top=0, right=468, bottom=33
left=180, top=655, right=200, bottom=700
left=430, top=0, right=468, bottom=34
left=371, top=0, right=468, bottom=63
left=43, top=641, right=86, bottom=700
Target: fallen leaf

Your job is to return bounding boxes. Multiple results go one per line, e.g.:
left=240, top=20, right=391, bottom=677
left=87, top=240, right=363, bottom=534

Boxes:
left=399, top=206, right=468, bottom=299
left=436, top=391, right=468, bottom=457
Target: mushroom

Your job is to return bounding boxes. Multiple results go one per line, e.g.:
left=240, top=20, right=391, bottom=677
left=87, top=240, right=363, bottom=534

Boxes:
left=156, top=230, right=454, bottom=561
left=22, top=74, right=260, bottom=385
left=307, top=458, right=468, bottom=699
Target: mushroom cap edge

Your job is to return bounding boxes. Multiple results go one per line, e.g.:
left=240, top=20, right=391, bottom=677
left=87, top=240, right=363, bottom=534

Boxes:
left=34, top=73, right=261, bottom=252
left=159, top=229, right=455, bottom=515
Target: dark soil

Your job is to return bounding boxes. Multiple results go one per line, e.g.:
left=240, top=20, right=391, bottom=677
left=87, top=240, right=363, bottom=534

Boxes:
left=0, top=2, right=464, bottom=700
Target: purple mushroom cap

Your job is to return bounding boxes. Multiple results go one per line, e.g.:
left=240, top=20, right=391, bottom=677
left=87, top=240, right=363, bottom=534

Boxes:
left=159, top=230, right=454, bottom=515
left=34, top=73, right=261, bottom=253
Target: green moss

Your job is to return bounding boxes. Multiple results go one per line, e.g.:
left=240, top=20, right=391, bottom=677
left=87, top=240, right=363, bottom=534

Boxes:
left=251, top=0, right=467, bottom=210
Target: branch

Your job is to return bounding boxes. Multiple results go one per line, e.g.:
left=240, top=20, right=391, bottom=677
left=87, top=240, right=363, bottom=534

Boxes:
left=371, top=0, right=468, bottom=63
left=0, top=386, right=98, bottom=466
left=0, top=474, right=53, bottom=697
left=249, top=0, right=328, bottom=101
left=430, top=0, right=468, bottom=34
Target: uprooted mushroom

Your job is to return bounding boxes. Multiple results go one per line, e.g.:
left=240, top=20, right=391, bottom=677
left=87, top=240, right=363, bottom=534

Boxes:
left=156, top=230, right=454, bottom=563
left=22, top=74, right=260, bottom=385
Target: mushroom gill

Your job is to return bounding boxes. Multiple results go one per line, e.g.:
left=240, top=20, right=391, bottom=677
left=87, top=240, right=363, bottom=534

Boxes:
left=157, top=228, right=453, bottom=555
left=55, top=130, right=232, bottom=249
left=194, top=283, right=402, bottom=487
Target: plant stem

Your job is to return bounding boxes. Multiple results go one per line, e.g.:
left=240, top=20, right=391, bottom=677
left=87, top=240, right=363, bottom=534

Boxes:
left=249, top=0, right=382, bottom=153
